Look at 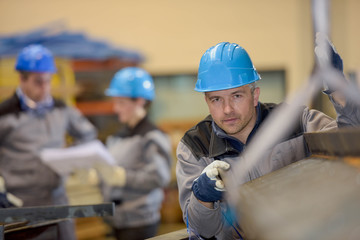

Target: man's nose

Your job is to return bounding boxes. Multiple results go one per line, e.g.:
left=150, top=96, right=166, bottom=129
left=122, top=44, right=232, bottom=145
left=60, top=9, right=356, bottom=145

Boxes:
left=36, top=80, right=51, bottom=87
left=223, top=100, right=234, bottom=114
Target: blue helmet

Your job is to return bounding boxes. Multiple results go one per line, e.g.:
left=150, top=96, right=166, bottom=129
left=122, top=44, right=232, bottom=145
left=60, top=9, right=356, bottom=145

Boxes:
left=15, top=44, right=56, bottom=73
left=195, top=42, right=260, bottom=92
left=105, top=67, right=155, bottom=100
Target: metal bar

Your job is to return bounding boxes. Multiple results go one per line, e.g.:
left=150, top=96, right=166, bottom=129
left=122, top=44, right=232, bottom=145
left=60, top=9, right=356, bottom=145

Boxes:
left=0, top=203, right=114, bottom=224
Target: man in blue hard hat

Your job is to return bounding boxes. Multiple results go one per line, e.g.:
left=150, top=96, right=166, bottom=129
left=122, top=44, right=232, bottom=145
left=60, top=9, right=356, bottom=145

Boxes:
left=176, top=41, right=360, bottom=239
left=0, top=44, right=97, bottom=240
left=95, top=67, right=173, bottom=240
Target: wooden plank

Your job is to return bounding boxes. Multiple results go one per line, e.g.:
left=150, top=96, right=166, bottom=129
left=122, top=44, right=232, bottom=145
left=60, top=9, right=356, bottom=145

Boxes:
left=148, top=228, right=188, bottom=240
left=76, top=101, right=114, bottom=116
left=72, top=59, right=136, bottom=72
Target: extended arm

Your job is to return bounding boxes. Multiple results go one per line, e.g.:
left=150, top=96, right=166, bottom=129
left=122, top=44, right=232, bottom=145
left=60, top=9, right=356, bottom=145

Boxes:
left=314, top=33, right=360, bottom=127
left=176, top=141, right=227, bottom=238
left=97, top=131, right=172, bottom=191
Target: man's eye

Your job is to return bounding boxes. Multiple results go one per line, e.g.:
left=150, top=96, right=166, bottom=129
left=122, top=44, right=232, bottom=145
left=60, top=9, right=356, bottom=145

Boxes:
left=211, top=98, right=220, bottom=102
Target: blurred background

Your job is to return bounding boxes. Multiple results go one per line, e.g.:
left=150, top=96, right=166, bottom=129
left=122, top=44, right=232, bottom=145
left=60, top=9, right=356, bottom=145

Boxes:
left=0, top=0, right=359, bottom=239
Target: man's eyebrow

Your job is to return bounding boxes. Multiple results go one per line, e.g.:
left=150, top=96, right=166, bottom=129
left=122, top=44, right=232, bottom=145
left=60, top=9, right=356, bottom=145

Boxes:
left=206, top=89, right=246, bottom=99
left=207, top=94, right=220, bottom=99
left=230, top=89, right=246, bottom=94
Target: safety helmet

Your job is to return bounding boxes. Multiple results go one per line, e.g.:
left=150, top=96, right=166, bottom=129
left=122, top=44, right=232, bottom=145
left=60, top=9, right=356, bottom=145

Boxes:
left=105, top=67, right=155, bottom=100
left=195, top=42, right=260, bottom=92
left=15, top=44, right=56, bottom=73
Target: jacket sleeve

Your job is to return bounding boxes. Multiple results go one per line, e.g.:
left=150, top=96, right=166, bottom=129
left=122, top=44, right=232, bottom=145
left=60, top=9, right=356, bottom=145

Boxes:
left=125, top=131, right=173, bottom=191
left=65, top=106, right=97, bottom=143
left=176, top=141, right=225, bottom=238
left=302, top=94, right=360, bottom=132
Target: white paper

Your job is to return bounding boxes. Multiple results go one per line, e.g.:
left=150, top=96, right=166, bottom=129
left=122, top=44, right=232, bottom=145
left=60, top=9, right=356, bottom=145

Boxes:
left=40, top=140, right=116, bottom=176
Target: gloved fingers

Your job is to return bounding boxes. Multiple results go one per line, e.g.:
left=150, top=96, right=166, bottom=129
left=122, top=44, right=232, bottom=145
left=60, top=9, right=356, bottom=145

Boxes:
left=203, top=161, right=230, bottom=179
left=6, top=193, right=23, bottom=207
left=192, top=172, right=224, bottom=202
left=202, top=160, right=230, bottom=174
left=93, top=163, right=113, bottom=183
left=315, top=32, right=332, bottom=64
left=315, top=32, right=343, bottom=71
left=0, top=177, right=23, bottom=208
left=94, top=163, right=126, bottom=187
left=315, top=46, right=329, bottom=63
left=210, top=160, right=230, bottom=170
left=316, top=32, right=338, bottom=55
left=205, top=168, right=219, bottom=179
left=215, top=179, right=226, bottom=191
left=94, top=163, right=112, bottom=176
left=315, top=32, right=329, bottom=47
left=0, top=177, right=5, bottom=192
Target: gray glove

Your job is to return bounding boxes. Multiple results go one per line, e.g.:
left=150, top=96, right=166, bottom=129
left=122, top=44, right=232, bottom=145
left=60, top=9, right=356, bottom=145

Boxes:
left=314, top=32, right=345, bottom=94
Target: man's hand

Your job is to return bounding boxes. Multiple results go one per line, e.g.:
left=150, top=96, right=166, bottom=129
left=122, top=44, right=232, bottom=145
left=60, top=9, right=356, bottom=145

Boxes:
left=192, top=160, right=230, bottom=203
left=94, top=164, right=127, bottom=187
left=0, top=177, right=23, bottom=208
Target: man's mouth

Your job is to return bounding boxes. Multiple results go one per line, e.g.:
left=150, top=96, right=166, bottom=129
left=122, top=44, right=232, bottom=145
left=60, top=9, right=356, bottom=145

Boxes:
left=223, top=118, right=238, bottom=124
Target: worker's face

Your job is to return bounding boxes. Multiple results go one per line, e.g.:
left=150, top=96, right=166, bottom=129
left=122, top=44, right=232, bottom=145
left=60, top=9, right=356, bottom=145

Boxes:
left=205, top=85, right=260, bottom=140
left=20, top=72, right=52, bottom=102
left=112, top=96, right=143, bottom=124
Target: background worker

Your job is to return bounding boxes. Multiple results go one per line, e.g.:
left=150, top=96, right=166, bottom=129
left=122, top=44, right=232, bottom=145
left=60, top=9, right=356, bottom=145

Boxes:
left=0, top=44, right=97, bottom=240
left=95, top=67, right=173, bottom=240
left=176, top=41, right=360, bottom=239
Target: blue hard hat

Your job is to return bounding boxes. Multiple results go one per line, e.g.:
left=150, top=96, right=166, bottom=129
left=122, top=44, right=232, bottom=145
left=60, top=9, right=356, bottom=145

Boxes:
left=15, top=44, right=56, bottom=73
left=105, top=67, right=155, bottom=100
left=195, top=42, right=260, bottom=92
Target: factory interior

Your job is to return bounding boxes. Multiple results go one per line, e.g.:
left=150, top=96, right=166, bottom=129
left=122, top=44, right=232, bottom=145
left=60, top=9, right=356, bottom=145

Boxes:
left=1, top=0, right=360, bottom=239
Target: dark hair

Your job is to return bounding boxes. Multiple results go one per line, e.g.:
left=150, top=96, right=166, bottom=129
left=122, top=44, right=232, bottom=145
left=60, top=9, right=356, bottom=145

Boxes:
left=18, top=71, right=32, bottom=80
left=131, top=98, right=152, bottom=111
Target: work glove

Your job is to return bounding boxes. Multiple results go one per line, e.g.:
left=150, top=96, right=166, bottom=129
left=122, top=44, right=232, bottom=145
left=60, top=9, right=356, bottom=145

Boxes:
left=314, top=32, right=345, bottom=94
left=94, top=163, right=127, bottom=187
left=192, top=160, right=230, bottom=202
left=0, top=177, right=23, bottom=208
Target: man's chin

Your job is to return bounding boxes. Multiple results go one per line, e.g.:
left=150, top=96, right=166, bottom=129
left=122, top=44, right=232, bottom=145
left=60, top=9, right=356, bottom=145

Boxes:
left=222, top=126, right=242, bottom=136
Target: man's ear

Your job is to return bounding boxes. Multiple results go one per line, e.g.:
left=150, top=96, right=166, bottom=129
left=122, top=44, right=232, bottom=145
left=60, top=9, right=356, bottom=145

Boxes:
left=253, top=87, right=260, bottom=106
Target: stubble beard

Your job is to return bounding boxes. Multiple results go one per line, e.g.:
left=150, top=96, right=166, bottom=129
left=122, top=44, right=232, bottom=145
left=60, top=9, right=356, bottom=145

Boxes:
left=221, top=111, right=255, bottom=139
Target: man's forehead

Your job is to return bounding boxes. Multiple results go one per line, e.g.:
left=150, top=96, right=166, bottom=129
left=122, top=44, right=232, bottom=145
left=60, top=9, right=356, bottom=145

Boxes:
left=28, top=72, right=52, bottom=79
left=205, top=85, right=250, bottom=97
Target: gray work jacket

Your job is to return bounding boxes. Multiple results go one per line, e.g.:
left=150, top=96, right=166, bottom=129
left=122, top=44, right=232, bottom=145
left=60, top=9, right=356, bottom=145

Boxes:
left=176, top=99, right=360, bottom=240
left=102, top=116, right=173, bottom=228
left=0, top=93, right=97, bottom=206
